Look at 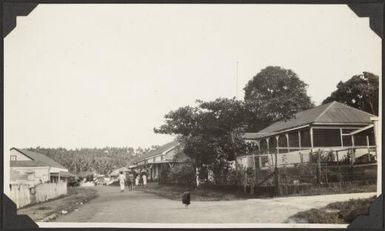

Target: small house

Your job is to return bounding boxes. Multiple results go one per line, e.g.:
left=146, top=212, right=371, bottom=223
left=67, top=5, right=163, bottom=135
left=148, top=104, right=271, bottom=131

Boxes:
left=10, top=148, right=72, bottom=185
left=9, top=148, right=73, bottom=208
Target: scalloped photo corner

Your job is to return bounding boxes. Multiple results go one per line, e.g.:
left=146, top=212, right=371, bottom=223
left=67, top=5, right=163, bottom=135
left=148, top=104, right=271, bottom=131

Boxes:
left=2, top=3, right=383, bottom=229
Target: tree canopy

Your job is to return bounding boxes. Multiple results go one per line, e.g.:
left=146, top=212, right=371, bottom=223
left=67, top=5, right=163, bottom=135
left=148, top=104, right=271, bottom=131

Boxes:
left=27, top=146, right=156, bottom=175
left=154, top=98, right=248, bottom=166
left=244, top=66, right=314, bottom=131
left=322, top=72, right=379, bottom=115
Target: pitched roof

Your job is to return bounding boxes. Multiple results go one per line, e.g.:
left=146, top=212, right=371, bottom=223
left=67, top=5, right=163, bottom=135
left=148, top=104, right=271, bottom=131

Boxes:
left=133, top=140, right=179, bottom=163
left=246, top=101, right=375, bottom=139
left=12, top=148, right=67, bottom=170
left=109, top=167, right=130, bottom=176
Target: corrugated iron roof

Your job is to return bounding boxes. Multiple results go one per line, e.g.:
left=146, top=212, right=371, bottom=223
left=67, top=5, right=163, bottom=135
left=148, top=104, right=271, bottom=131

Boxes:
left=12, top=148, right=67, bottom=170
left=247, top=101, right=375, bottom=139
left=109, top=167, right=130, bottom=176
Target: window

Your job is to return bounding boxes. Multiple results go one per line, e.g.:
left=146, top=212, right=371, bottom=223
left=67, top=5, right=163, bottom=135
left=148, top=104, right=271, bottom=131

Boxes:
left=10, top=155, right=16, bottom=161
left=313, top=129, right=341, bottom=147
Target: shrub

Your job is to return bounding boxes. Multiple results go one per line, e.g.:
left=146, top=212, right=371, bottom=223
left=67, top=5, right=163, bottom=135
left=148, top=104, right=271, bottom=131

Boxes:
left=169, top=163, right=196, bottom=185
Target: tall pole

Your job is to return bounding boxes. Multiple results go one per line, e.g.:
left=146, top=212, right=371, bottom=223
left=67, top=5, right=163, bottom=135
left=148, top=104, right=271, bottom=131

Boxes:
left=274, top=136, right=280, bottom=196
left=371, top=117, right=381, bottom=196
left=235, top=61, right=239, bottom=99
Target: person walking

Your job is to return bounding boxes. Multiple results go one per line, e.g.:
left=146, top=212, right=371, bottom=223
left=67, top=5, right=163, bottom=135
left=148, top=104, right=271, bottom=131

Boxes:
left=135, top=174, right=140, bottom=186
left=182, top=191, right=191, bottom=208
left=118, top=171, right=126, bottom=192
left=128, top=172, right=135, bottom=191
left=142, top=172, right=147, bottom=186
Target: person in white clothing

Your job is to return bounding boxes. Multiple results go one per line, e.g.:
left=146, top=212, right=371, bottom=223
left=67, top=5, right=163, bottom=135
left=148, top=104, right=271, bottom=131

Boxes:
left=135, top=174, right=140, bottom=186
left=118, top=171, right=126, bottom=192
left=142, top=173, right=147, bottom=186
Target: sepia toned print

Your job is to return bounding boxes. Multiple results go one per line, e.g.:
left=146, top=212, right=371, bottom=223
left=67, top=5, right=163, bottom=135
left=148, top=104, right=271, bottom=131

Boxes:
left=3, top=4, right=381, bottom=227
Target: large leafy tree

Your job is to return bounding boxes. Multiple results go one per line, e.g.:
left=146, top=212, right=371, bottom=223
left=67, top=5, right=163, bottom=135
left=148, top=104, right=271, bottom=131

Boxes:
left=322, top=72, right=379, bottom=115
left=244, top=66, right=314, bottom=131
left=154, top=98, right=248, bottom=167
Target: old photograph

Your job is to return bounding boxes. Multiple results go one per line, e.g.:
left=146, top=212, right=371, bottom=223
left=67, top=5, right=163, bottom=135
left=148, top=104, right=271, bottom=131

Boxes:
left=3, top=4, right=382, bottom=228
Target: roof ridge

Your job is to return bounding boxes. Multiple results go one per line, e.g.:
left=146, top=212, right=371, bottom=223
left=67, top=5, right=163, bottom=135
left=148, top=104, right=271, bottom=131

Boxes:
left=12, top=147, right=36, bottom=161
left=313, top=101, right=337, bottom=123
left=257, top=103, right=331, bottom=134
left=16, top=148, right=67, bottom=169
left=333, top=101, right=377, bottom=117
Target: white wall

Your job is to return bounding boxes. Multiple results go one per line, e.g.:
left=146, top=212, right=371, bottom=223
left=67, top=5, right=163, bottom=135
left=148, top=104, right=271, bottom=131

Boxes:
left=50, top=166, right=68, bottom=173
left=10, top=149, right=32, bottom=161
left=11, top=166, right=50, bottom=185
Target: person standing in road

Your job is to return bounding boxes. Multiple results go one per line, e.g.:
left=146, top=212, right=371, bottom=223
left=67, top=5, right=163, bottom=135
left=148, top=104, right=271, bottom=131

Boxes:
left=118, top=171, right=126, bottom=192
left=135, top=174, right=140, bottom=186
left=128, top=172, right=135, bottom=190
left=142, top=172, right=147, bottom=186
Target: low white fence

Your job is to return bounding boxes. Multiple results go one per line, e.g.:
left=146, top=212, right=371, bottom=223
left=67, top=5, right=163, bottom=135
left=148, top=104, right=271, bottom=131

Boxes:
left=9, top=184, right=31, bottom=209
left=238, top=146, right=377, bottom=170
left=9, top=182, right=67, bottom=209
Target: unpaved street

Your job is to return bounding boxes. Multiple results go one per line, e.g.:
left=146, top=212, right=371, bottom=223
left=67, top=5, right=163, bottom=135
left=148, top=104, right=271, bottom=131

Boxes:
left=54, top=186, right=375, bottom=223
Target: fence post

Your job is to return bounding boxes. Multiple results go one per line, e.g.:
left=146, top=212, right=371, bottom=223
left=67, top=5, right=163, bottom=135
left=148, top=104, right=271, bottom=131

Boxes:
left=338, top=167, right=342, bottom=193
left=317, top=149, right=322, bottom=184
left=351, top=148, right=356, bottom=165
left=243, top=172, right=248, bottom=193
left=274, top=146, right=280, bottom=196
left=325, top=162, right=328, bottom=184
left=366, top=135, right=371, bottom=162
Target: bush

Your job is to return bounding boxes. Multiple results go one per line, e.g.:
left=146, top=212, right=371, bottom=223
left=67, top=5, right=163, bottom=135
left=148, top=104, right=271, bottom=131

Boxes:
left=159, top=163, right=196, bottom=185
left=290, top=208, right=343, bottom=223
left=289, top=196, right=376, bottom=224
left=326, top=196, right=375, bottom=222
left=169, top=163, right=196, bottom=185
left=158, top=164, right=171, bottom=184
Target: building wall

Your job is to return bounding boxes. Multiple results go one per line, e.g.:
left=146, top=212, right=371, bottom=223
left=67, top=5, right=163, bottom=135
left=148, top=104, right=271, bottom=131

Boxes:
left=10, top=149, right=32, bottom=161
left=10, top=166, right=50, bottom=185
left=50, top=166, right=68, bottom=173
left=150, top=165, right=160, bottom=180
left=164, top=148, right=177, bottom=161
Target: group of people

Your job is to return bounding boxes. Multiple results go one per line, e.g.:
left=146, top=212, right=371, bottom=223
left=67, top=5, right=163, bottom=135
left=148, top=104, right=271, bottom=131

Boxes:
left=118, top=171, right=147, bottom=192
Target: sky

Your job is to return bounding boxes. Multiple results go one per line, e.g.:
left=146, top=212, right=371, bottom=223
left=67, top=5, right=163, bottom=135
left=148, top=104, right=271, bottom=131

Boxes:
left=4, top=4, right=382, bottom=150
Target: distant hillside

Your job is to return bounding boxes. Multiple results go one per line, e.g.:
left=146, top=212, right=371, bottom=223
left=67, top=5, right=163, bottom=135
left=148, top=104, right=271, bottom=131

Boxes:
left=27, top=146, right=159, bottom=175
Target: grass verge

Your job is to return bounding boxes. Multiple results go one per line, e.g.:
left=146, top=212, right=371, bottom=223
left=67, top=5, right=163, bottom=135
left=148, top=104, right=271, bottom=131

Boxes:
left=17, top=186, right=98, bottom=222
left=135, top=183, right=257, bottom=201
left=287, top=196, right=376, bottom=224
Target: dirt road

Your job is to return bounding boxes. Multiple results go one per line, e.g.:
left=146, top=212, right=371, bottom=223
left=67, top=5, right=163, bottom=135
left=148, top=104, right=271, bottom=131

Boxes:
left=54, top=186, right=375, bottom=223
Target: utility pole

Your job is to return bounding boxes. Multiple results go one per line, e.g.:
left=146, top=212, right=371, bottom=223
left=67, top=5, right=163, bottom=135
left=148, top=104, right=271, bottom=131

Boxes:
left=235, top=61, right=239, bottom=99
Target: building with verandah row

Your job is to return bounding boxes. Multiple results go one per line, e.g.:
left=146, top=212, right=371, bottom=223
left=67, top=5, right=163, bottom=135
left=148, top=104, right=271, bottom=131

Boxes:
left=238, top=101, right=379, bottom=170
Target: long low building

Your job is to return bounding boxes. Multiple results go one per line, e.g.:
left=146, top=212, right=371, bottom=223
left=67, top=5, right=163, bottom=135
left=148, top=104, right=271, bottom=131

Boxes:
left=239, top=101, right=379, bottom=169
left=131, top=140, right=189, bottom=181
left=10, top=148, right=73, bottom=185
